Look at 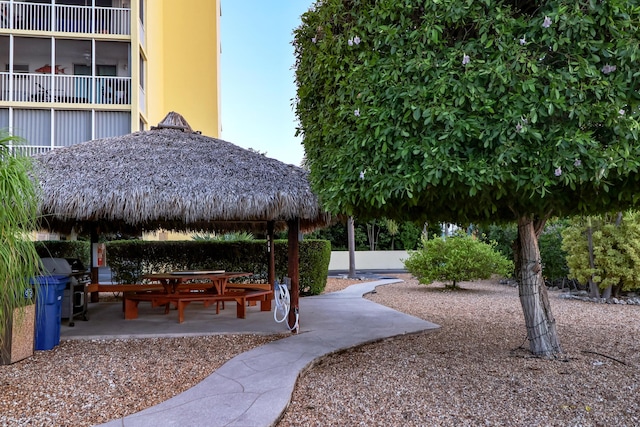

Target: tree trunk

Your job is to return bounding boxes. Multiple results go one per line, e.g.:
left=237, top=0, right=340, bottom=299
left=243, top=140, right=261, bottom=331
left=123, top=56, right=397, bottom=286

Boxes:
left=366, top=220, right=379, bottom=251
left=586, top=224, right=601, bottom=299
left=516, top=215, right=562, bottom=357
left=347, top=216, right=356, bottom=279
left=603, top=212, right=625, bottom=300
left=613, top=283, right=622, bottom=298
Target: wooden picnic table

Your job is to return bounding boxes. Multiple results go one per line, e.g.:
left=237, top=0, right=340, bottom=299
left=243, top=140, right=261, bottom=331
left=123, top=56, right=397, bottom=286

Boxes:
left=142, top=271, right=251, bottom=295
left=123, top=271, right=272, bottom=323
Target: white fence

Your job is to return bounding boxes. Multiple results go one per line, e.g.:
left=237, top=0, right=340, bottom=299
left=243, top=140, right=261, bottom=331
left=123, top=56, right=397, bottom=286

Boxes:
left=328, top=251, right=409, bottom=271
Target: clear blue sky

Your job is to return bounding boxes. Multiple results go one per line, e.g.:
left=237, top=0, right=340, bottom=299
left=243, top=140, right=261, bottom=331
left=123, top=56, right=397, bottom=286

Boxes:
left=220, top=1, right=314, bottom=166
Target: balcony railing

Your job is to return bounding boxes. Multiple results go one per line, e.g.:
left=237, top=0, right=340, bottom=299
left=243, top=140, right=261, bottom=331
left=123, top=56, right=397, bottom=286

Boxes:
left=0, top=72, right=131, bottom=105
left=10, top=145, right=52, bottom=157
left=0, top=1, right=131, bottom=35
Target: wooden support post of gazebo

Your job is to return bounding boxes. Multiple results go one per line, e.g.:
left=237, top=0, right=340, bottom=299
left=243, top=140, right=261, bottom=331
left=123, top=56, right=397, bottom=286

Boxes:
left=287, top=218, right=300, bottom=330
left=90, top=226, right=100, bottom=303
left=264, top=220, right=276, bottom=312
left=267, top=221, right=276, bottom=287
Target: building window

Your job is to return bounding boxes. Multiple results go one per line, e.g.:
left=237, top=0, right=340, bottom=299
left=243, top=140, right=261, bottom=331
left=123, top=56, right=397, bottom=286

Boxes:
left=95, top=111, right=131, bottom=138
left=5, top=64, right=29, bottom=73
left=139, top=0, right=144, bottom=24
left=14, top=109, right=52, bottom=147
left=139, top=54, right=144, bottom=89
left=54, top=110, right=91, bottom=147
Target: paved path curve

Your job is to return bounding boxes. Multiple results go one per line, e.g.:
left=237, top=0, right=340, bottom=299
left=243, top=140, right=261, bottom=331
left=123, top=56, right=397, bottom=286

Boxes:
left=98, top=279, right=440, bottom=427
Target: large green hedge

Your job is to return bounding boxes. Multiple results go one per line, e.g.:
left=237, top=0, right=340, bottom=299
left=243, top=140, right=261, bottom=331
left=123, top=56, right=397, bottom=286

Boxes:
left=34, top=240, right=90, bottom=269
left=35, top=239, right=331, bottom=296
left=108, top=239, right=331, bottom=295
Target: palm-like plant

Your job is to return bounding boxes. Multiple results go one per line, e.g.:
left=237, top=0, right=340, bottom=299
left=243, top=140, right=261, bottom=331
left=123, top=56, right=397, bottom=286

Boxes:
left=0, top=134, right=41, bottom=350
left=192, top=231, right=254, bottom=241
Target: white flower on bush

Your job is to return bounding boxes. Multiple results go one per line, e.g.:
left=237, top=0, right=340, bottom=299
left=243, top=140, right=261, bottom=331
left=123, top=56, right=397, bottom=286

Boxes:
left=601, top=64, right=617, bottom=74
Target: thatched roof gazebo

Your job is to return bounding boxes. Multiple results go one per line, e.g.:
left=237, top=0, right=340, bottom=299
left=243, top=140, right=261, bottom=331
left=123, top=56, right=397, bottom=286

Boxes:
left=33, top=112, right=331, bottom=328
left=35, top=112, right=329, bottom=234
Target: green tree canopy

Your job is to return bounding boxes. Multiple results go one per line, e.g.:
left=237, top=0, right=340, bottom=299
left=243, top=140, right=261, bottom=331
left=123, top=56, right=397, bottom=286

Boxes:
left=294, top=0, right=640, bottom=356
left=294, top=0, right=640, bottom=222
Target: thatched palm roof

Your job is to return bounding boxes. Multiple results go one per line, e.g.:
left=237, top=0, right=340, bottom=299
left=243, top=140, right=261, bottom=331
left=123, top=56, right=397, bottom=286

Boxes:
left=34, top=112, right=331, bottom=234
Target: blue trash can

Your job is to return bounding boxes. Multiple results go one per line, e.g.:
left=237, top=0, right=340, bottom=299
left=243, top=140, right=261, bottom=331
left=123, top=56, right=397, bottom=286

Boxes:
left=31, top=275, right=69, bottom=351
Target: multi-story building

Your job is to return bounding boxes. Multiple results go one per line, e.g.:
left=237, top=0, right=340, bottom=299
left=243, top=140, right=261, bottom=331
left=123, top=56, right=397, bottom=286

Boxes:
left=0, top=0, right=221, bottom=155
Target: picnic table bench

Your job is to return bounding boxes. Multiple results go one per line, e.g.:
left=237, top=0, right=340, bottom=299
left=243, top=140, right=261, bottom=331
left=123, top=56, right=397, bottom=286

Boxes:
left=89, top=272, right=274, bottom=323
left=225, top=283, right=273, bottom=310
left=124, top=289, right=273, bottom=323
left=90, top=284, right=165, bottom=293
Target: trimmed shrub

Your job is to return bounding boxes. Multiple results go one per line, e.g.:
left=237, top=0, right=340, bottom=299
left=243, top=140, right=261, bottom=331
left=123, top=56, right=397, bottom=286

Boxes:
left=562, top=212, right=640, bottom=295
left=297, top=240, right=331, bottom=295
left=404, top=233, right=513, bottom=289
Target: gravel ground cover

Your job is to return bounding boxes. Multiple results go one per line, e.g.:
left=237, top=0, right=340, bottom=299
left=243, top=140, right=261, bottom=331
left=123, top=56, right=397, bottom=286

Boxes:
left=278, top=276, right=640, bottom=427
left=3, top=275, right=638, bottom=427
left=0, top=334, right=287, bottom=426
left=0, top=277, right=366, bottom=427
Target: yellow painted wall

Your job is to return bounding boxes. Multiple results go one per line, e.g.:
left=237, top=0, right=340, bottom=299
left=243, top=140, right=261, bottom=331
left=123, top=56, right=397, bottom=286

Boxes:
left=143, top=229, right=197, bottom=241
left=145, top=0, right=221, bottom=137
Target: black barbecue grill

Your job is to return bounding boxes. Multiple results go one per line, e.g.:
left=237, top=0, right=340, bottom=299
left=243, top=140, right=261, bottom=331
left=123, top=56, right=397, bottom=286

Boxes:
left=40, top=257, right=90, bottom=326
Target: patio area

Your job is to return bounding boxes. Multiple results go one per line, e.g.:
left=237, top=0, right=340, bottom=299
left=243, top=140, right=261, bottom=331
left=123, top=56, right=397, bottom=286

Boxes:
left=61, top=294, right=289, bottom=340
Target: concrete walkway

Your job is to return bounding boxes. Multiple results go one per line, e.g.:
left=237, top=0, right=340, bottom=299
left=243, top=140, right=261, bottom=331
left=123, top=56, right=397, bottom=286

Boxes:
left=92, top=279, right=440, bottom=427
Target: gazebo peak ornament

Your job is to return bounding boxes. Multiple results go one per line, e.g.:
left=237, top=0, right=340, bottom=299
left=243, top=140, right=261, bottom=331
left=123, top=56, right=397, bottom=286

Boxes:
left=151, top=111, right=198, bottom=134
